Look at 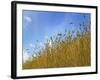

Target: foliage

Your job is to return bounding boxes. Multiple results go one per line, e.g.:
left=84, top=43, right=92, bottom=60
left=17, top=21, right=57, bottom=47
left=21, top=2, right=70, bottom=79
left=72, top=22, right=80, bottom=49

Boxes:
left=23, top=25, right=91, bottom=69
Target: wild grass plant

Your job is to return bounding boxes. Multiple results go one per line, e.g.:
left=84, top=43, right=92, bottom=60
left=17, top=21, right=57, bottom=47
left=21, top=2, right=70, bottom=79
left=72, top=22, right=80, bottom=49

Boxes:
left=23, top=24, right=91, bottom=69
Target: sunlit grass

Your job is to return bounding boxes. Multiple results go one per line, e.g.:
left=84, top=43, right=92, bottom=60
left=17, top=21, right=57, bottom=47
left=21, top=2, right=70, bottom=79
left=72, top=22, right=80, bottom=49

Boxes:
left=23, top=26, right=91, bottom=69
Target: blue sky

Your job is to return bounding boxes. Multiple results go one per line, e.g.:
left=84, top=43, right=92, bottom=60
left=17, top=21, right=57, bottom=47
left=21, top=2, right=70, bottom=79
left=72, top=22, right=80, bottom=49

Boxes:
left=22, top=10, right=90, bottom=56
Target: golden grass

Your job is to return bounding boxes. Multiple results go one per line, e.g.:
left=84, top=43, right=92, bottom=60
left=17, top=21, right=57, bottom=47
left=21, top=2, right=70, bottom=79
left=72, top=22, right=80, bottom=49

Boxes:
left=23, top=27, right=91, bottom=69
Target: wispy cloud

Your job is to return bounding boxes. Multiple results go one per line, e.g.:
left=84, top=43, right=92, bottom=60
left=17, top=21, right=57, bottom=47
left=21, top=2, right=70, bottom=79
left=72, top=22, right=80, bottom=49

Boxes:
left=45, top=35, right=49, bottom=40
left=24, top=16, right=32, bottom=22
left=39, top=42, right=44, bottom=47
left=29, top=43, right=35, bottom=48
left=23, top=49, right=31, bottom=63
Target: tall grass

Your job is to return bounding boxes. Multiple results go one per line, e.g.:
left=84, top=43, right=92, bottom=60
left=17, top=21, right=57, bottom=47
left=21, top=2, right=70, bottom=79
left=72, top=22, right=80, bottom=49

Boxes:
left=23, top=25, right=91, bottom=69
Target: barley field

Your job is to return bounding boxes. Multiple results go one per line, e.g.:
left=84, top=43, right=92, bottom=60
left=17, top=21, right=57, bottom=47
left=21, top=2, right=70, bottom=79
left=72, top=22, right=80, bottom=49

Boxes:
left=22, top=26, right=91, bottom=69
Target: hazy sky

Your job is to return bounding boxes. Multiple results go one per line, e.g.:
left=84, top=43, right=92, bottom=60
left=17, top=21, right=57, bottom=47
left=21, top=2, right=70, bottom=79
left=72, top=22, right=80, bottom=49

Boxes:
left=22, top=10, right=90, bottom=57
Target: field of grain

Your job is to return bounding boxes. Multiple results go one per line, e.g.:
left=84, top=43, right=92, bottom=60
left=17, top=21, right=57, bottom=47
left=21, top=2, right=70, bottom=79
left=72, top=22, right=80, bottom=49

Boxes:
left=22, top=26, right=91, bottom=69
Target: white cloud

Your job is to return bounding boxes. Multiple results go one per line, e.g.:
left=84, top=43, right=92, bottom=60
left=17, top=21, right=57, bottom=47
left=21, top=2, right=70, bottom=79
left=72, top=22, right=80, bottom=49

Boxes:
left=29, top=43, right=35, bottom=48
left=33, top=54, right=37, bottom=57
left=23, top=50, right=30, bottom=63
left=45, top=35, right=49, bottom=40
left=25, top=16, right=32, bottom=22
left=49, top=40, right=52, bottom=47
left=39, top=42, right=43, bottom=47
